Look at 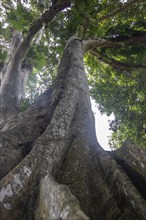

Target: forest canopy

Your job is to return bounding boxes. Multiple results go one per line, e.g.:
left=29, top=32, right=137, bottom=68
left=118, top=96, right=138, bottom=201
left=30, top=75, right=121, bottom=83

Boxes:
left=1, top=0, right=146, bottom=148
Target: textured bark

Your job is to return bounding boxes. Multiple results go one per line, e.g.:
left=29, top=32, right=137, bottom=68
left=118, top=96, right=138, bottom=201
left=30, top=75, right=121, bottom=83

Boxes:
left=0, top=39, right=146, bottom=220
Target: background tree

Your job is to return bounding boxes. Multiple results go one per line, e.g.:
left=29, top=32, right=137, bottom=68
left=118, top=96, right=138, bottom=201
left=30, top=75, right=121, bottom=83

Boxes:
left=1, top=0, right=146, bottom=219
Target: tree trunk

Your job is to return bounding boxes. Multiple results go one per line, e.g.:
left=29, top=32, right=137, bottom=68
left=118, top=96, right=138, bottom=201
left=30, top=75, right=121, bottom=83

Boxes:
left=0, top=1, right=71, bottom=123
left=0, top=31, right=31, bottom=122
left=0, top=39, right=146, bottom=220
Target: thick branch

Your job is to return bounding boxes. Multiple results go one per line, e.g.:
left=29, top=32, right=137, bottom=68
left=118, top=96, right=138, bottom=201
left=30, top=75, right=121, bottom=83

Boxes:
left=97, top=0, right=142, bottom=23
left=110, top=33, right=146, bottom=45
left=83, top=33, right=146, bottom=52
left=82, top=39, right=120, bottom=52
left=13, top=0, right=71, bottom=67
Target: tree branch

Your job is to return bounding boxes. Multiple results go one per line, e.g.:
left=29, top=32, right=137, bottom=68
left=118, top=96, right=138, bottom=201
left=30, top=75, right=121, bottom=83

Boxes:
left=90, top=49, right=146, bottom=73
left=1, top=2, right=11, bottom=10
left=110, top=33, right=146, bottom=45
left=97, top=0, right=143, bottom=23
left=83, top=39, right=121, bottom=52
left=83, top=32, right=146, bottom=53
left=13, top=0, right=71, bottom=68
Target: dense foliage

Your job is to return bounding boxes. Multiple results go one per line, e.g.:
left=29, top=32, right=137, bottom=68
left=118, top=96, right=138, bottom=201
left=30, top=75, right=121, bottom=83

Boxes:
left=87, top=1, right=146, bottom=147
left=1, top=0, right=146, bottom=148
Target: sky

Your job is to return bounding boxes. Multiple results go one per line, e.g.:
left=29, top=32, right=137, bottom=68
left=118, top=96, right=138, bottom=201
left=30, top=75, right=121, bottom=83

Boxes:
left=91, top=99, right=115, bottom=151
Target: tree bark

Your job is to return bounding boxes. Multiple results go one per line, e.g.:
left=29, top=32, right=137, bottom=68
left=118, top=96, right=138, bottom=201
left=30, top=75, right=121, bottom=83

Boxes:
left=0, top=39, right=146, bottom=220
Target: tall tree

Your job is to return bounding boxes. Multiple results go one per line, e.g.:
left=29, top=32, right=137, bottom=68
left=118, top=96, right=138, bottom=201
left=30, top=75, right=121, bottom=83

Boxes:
left=0, top=0, right=146, bottom=219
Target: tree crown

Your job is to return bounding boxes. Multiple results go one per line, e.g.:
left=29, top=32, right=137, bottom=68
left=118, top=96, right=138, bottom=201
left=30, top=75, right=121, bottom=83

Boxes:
left=1, top=0, right=146, bottom=147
